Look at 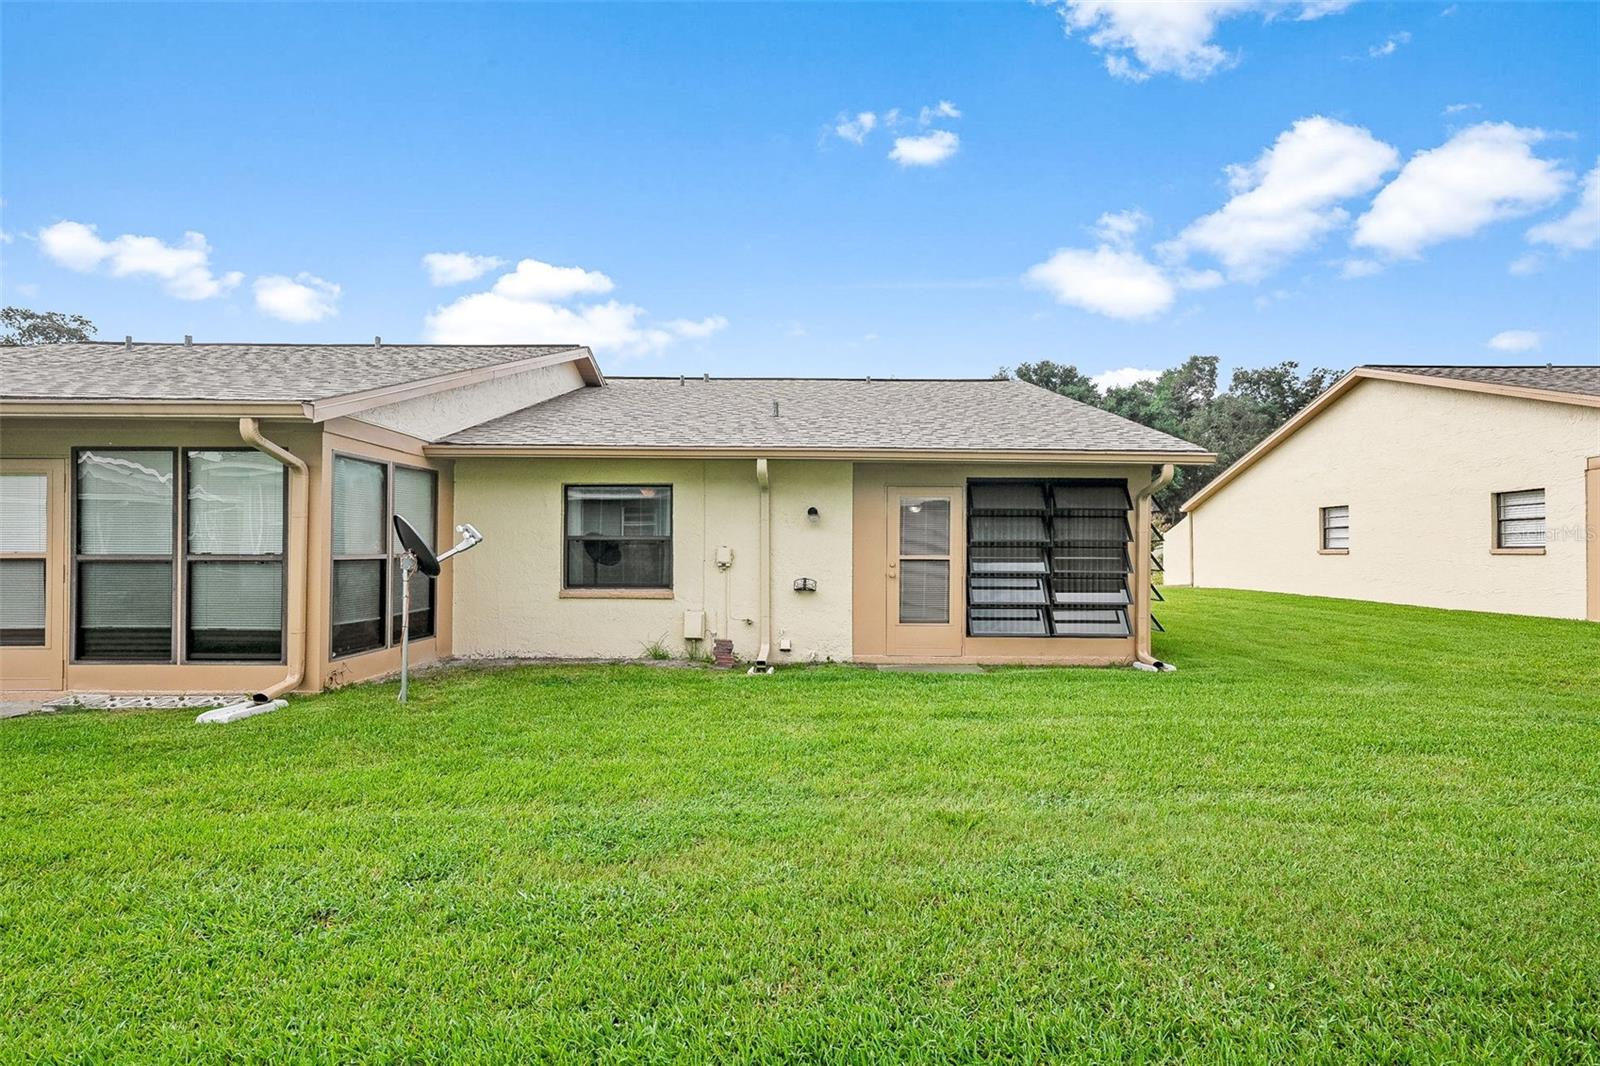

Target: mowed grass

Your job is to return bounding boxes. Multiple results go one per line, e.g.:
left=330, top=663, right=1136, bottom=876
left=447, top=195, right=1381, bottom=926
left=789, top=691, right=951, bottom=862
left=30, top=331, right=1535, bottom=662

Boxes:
left=2, top=589, right=1598, bottom=1063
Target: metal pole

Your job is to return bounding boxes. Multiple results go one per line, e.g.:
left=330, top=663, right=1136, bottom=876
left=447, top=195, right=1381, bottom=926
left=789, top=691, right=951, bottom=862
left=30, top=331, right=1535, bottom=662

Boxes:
left=398, top=552, right=414, bottom=703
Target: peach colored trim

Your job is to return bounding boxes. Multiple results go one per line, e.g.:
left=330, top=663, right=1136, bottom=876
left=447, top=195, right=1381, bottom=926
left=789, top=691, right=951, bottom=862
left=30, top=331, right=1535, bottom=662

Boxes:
left=1489, top=548, right=1545, bottom=555
left=559, top=588, right=674, bottom=599
left=306, top=347, right=599, bottom=422
left=428, top=445, right=1216, bottom=464
left=0, top=401, right=306, bottom=419
left=1183, top=368, right=1600, bottom=513
left=0, top=458, right=67, bottom=692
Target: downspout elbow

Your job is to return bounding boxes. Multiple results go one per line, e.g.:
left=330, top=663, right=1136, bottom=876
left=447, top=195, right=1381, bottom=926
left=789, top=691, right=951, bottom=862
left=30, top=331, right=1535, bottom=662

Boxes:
left=239, top=417, right=310, bottom=701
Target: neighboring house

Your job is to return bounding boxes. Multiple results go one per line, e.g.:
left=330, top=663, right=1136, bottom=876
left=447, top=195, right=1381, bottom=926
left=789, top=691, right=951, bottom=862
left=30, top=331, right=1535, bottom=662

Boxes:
left=0, top=341, right=1212, bottom=697
left=1166, top=365, right=1600, bottom=622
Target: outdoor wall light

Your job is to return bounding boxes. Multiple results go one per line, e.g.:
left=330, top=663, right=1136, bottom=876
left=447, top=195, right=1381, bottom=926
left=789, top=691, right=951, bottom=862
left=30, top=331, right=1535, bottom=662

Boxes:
left=793, top=577, right=817, bottom=593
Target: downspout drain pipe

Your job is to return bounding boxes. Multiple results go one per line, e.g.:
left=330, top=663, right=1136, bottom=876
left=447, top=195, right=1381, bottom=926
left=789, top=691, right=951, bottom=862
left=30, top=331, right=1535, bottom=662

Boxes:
left=198, top=417, right=310, bottom=721
left=749, top=458, right=774, bottom=675
left=1133, top=463, right=1177, bottom=673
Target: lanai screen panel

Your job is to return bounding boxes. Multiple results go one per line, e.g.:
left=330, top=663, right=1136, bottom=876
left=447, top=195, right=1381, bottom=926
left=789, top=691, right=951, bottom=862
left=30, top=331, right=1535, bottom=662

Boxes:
left=966, top=479, right=1132, bottom=638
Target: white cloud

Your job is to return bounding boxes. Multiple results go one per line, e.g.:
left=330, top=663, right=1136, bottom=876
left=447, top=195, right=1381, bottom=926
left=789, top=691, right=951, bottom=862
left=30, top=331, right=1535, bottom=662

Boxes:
left=37, top=220, right=243, bottom=300
left=1353, top=123, right=1571, bottom=259
left=491, top=258, right=614, bottom=301
left=1047, top=1, right=1351, bottom=82
left=1526, top=160, right=1600, bottom=252
left=1487, top=329, right=1541, bottom=353
left=253, top=273, right=341, bottom=323
left=1093, top=208, right=1149, bottom=246
left=1367, top=30, right=1411, bottom=58
left=1443, top=102, right=1480, bottom=115
left=422, top=251, right=506, bottom=286
left=919, top=100, right=962, bottom=125
left=665, top=315, right=729, bottom=339
left=1167, top=116, right=1399, bottom=280
left=0, top=229, right=12, bottom=245
left=1091, top=366, right=1162, bottom=391
left=1508, top=253, right=1543, bottom=276
left=1175, top=267, right=1225, bottom=290
left=834, top=111, right=878, bottom=145
left=1024, top=244, right=1175, bottom=320
left=423, top=257, right=716, bottom=356
left=1339, top=258, right=1384, bottom=278
left=890, top=129, right=960, bottom=167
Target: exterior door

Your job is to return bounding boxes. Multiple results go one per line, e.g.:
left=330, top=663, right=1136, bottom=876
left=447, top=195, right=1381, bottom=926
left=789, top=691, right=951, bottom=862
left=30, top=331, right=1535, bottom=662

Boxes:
left=886, top=487, right=963, bottom=656
left=0, top=459, right=67, bottom=691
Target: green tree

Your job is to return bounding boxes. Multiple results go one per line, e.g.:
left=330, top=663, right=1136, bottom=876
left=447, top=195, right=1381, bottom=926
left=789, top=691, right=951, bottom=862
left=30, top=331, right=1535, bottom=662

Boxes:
left=0, top=306, right=96, bottom=345
left=1008, top=360, right=1102, bottom=405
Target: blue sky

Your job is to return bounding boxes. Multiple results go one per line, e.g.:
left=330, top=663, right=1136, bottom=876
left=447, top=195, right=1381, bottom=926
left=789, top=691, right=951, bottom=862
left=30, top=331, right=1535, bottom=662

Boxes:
left=2, top=1, right=1596, bottom=385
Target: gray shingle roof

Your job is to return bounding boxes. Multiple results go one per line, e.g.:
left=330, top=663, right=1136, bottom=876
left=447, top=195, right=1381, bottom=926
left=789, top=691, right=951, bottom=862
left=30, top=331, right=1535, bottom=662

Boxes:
left=1364, top=364, right=1600, bottom=398
left=441, top=377, right=1209, bottom=454
left=0, top=342, right=582, bottom=402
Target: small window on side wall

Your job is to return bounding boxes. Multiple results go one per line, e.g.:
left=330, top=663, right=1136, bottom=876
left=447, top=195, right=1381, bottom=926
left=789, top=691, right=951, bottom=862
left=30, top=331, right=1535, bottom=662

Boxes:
left=1320, top=505, right=1349, bottom=552
left=564, top=485, right=672, bottom=589
left=1495, top=489, right=1545, bottom=550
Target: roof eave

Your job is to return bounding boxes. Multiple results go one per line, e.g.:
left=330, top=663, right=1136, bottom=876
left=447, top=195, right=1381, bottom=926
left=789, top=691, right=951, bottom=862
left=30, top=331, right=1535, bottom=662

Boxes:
left=423, top=444, right=1216, bottom=463
left=0, top=399, right=311, bottom=420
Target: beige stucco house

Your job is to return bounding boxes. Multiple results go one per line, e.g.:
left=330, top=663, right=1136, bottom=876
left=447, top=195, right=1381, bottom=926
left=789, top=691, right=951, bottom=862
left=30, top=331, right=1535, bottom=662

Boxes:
left=1165, top=365, right=1600, bottom=621
left=0, top=341, right=1212, bottom=699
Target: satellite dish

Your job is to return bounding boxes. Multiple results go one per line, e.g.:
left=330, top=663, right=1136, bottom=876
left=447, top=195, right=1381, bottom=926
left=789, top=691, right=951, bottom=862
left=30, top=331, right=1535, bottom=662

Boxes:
left=393, top=515, right=441, bottom=576
left=391, top=515, right=483, bottom=704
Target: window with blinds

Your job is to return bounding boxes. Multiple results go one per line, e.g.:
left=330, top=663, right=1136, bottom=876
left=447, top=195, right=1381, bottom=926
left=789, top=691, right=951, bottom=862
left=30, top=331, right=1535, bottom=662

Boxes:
left=1, top=474, right=48, bottom=646
left=1321, top=505, right=1350, bottom=551
left=564, top=486, right=673, bottom=589
left=966, top=479, right=1133, bottom=638
left=72, top=448, right=289, bottom=663
left=186, top=450, right=285, bottom=660
left=1495, top=489, right=1546, bottom=549
left=392, top=466, right=437, bottom=642
left=75, top=449, right=177, bottom=660
left=331, top=456, right=387, bottom=657
left=330, top=456, right=439, bottom=658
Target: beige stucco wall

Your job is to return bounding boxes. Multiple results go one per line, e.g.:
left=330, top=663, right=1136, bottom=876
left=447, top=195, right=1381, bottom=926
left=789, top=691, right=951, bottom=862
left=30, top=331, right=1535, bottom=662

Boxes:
left=1164, top=515, right=1193, bottom=586
left=354, top=361, right=586, bottom=441
left=1182, top=378, right=1600, bottom=619
left=450, top=457, right=854, bottom=662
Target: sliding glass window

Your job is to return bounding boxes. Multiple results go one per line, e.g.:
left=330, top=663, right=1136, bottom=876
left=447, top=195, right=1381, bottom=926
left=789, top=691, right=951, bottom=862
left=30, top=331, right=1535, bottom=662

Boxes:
left=0, top=473, right=49, bottom=646
left=75, top=449, right=177, bottom=661
left=391, top=466, right=437, bottom=642
left=186, top=450, right=286, bottom=660
left=331, top=456, right=388, bottom=658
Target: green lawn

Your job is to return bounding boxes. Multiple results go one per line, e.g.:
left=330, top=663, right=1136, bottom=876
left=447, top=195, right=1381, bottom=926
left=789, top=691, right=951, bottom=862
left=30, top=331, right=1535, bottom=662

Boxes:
left=3, top=589, right=1598, bottom=1063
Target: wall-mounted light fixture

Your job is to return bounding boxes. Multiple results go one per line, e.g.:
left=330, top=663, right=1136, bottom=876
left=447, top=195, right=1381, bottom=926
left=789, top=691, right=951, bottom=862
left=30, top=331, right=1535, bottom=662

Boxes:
left=793, top=577, right=817, bottom=593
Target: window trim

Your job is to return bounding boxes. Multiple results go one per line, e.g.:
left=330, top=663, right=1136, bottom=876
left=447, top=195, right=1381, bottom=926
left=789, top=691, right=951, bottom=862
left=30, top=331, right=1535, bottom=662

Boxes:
left=1491, top=488, right=1547, bottom=556
left=328, top=451, right=441, bottom=662
left=561, top=483, right=675, bottom=593
left=1318, top=504, right=1350, bottom=555
left=181, top=448, right=289, bottom=663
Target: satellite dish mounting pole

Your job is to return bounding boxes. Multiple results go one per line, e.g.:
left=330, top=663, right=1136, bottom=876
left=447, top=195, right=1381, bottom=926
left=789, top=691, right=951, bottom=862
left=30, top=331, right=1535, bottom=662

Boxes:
left=398, top=550, right=416, bottom=703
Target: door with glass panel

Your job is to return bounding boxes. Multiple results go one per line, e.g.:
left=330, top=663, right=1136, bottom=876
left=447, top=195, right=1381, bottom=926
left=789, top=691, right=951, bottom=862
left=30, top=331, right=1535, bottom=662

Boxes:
left=0, top=460, right=66, bottom=689
left=886, top=488, right=963, bottom=656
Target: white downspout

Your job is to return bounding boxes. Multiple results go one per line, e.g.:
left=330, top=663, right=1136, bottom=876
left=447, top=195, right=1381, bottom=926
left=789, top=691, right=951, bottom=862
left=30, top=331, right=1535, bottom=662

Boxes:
left=1133, top=463, right=1176, bottom=672
left=240, top=417, right=309, bottom=701
left=751, top=458, right=773, bottom=672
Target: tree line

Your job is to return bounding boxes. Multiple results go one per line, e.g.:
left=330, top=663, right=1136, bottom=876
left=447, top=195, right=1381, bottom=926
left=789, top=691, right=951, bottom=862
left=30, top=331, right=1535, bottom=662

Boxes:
left=995, top=356, right=1339, bottom=522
